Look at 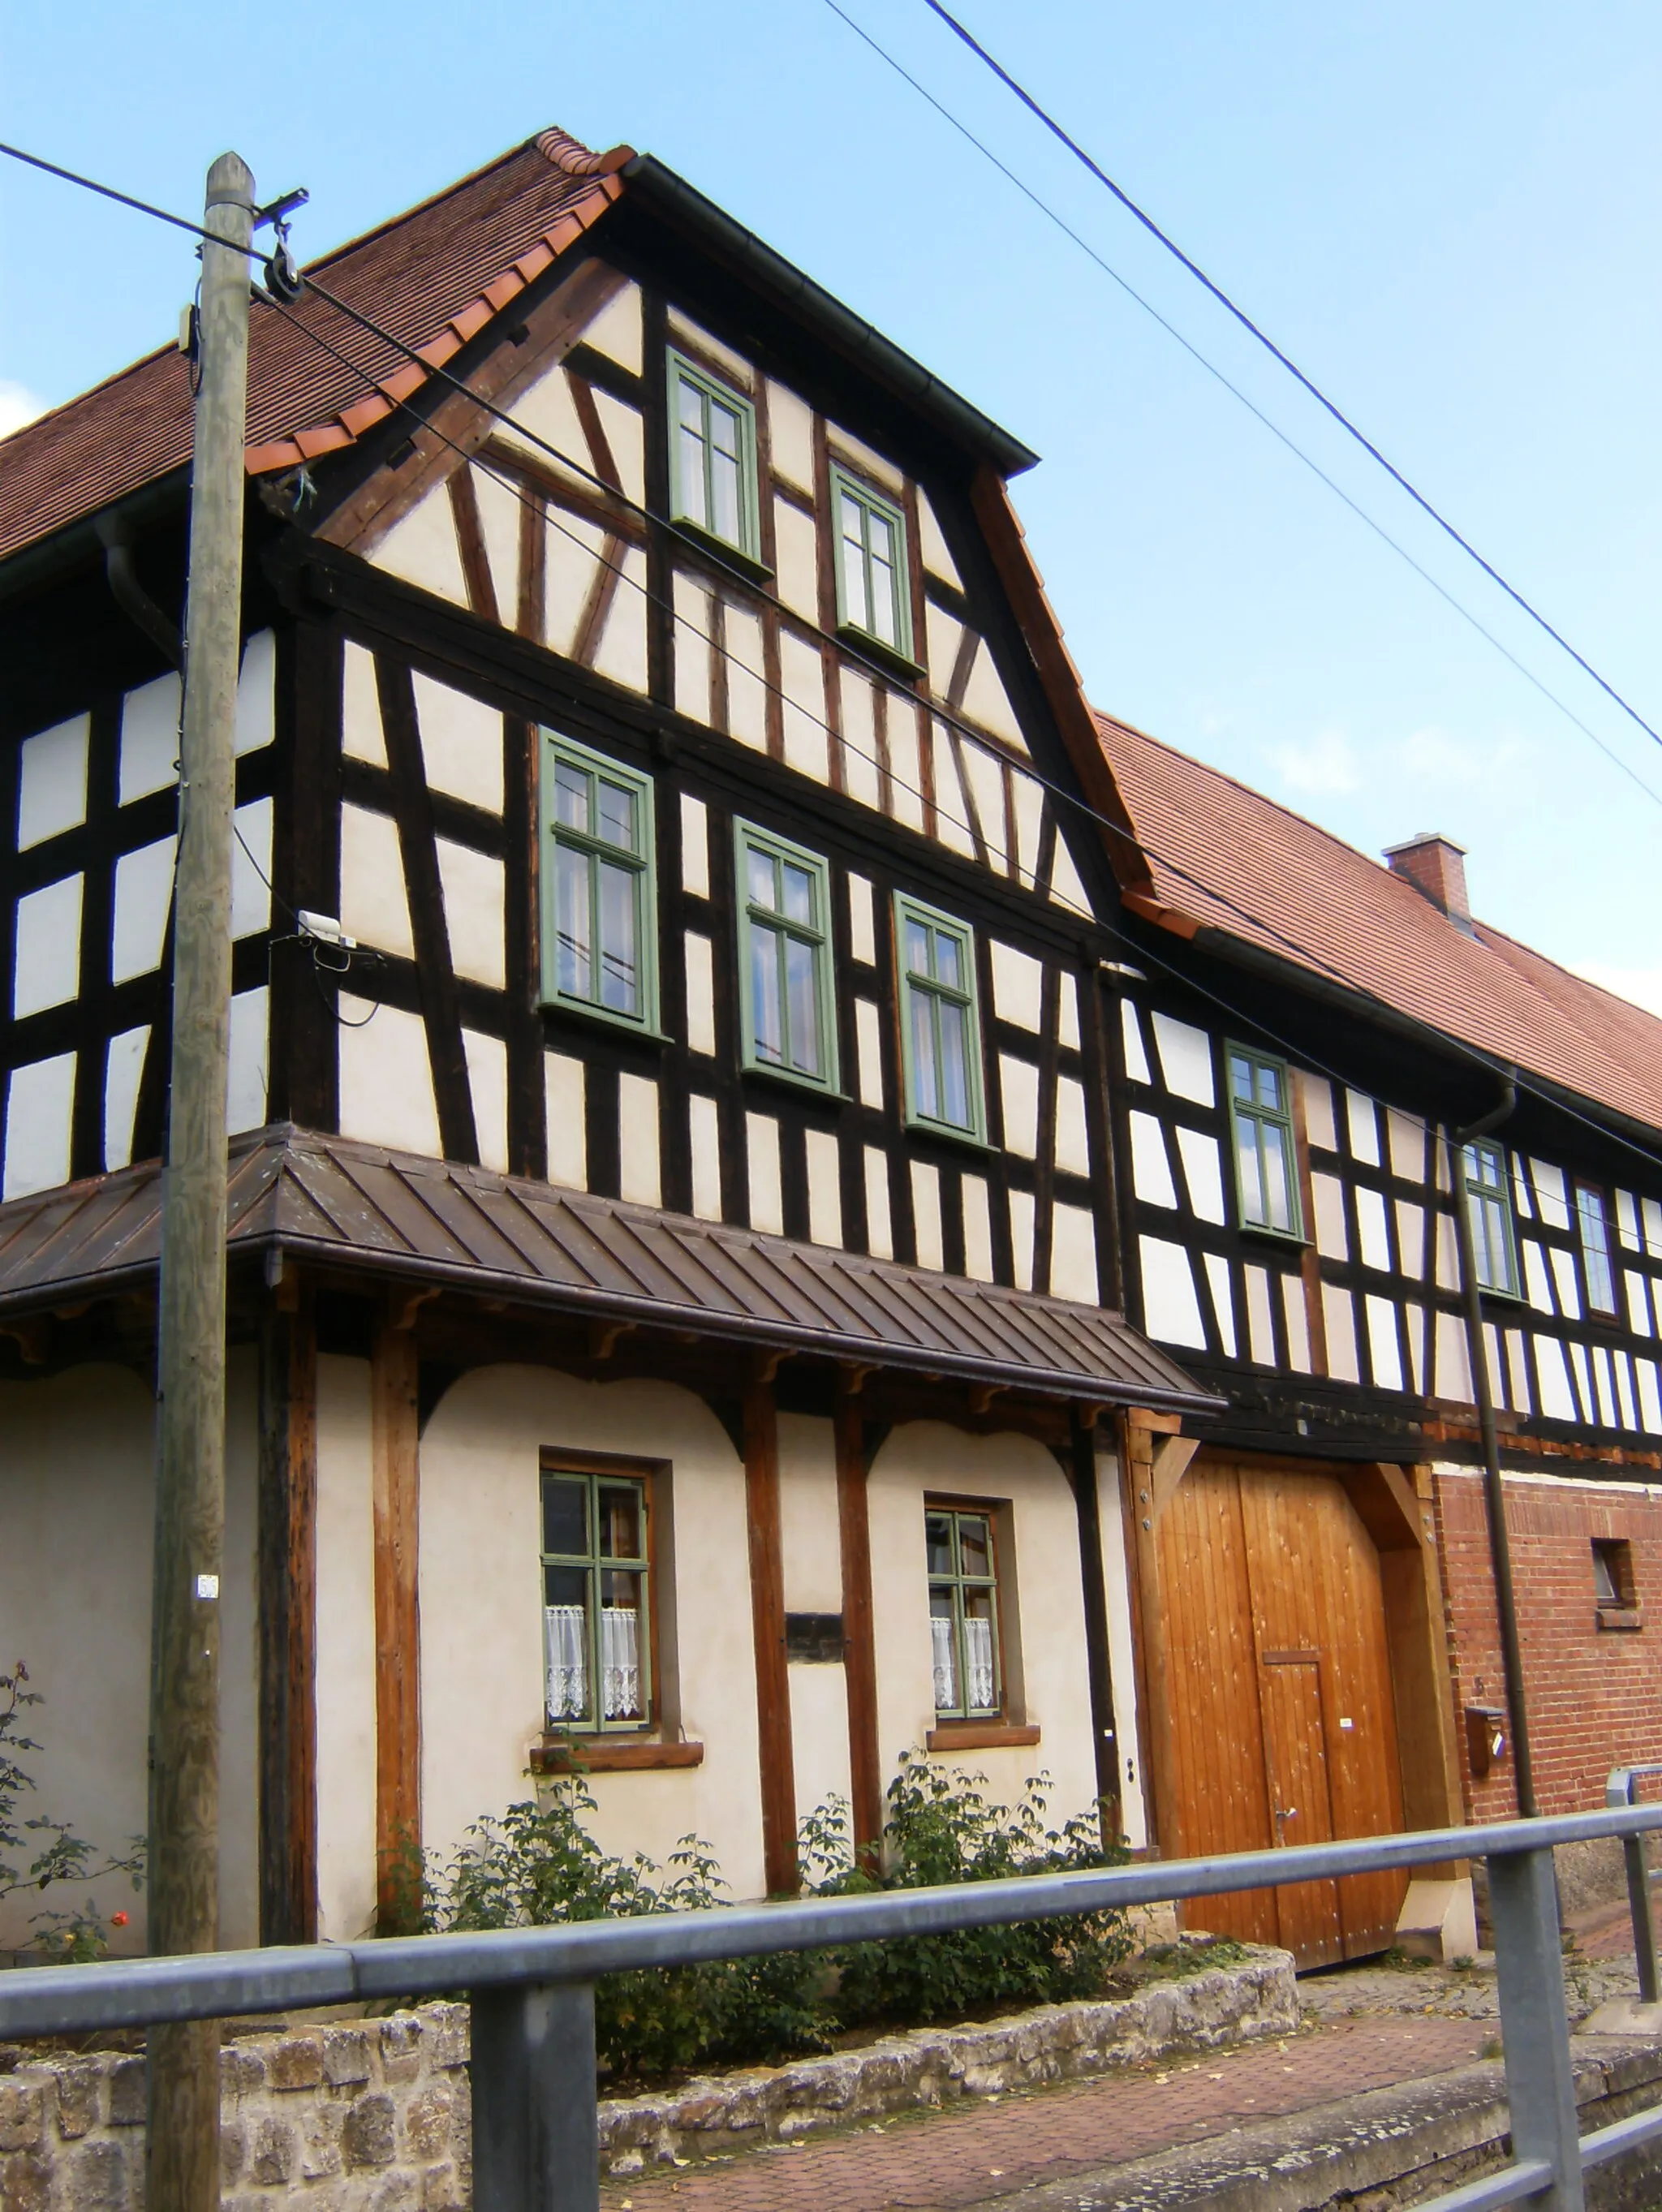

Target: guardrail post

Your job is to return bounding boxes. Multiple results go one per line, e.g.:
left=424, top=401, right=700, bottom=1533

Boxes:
left=1488, top=1844, right=1584, bottom=2212
left=1623, top=1829, right=1660, bottom=2006
left=470, top=1978, right=599, bottom=2212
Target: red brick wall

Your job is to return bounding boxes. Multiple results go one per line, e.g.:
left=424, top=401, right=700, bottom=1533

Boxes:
left=1433, top=1466, right=1662, bottom=1822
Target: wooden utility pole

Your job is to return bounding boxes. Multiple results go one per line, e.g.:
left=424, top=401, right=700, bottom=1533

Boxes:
left=147, top=148, right=254, bottom=2212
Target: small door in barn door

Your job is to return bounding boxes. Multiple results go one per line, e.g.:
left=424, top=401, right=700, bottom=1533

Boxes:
left=1156, top=1456, right=1408, bottom=1968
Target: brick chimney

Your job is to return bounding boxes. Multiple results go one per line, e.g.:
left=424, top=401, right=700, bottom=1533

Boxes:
left=1383, top=832, right=1475, bottom=933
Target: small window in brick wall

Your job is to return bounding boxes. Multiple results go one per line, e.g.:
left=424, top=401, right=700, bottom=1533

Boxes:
left=1593, top=1539, right=1642, bottom=1630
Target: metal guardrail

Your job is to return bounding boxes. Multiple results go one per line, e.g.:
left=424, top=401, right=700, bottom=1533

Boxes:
left=3, top=1802, right=1662, bottom=2210
left=1607, top=1763, right=1662, bottom=2006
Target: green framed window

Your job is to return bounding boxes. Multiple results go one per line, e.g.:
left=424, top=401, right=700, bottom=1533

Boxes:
left=830, top=463, right=912, bottom=660
left=667, top=350, right=760, bottom=560
left=735, top=821, right=839, bottom=1092
left=926, top=1505, right=1001, bottom=1719
left=539, top=730, right=658, bottom=1032
left=541, top=1465, right=652, bottom=1733
left=1577, top=1182, right=1618, bottom=1316
left=1463, top=1138, right=1521, bottom=1297
left=1226, top=1044, right=1302, bottom=1237
left=895, top=893, right=984, bottom=1142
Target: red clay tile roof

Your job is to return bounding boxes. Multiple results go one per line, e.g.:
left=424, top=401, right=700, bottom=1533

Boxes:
left=0, top=132, right=629, bottom=566
left=1095, top=708, right=1662, bottom=1134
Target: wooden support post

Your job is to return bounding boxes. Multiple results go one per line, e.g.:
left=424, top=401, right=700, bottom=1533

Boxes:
left=743, top=1375, right=797, bottom=1896
left=372, top=1317, right=422, bottom=1932
left=146, top=148, right=253, bottom=2212
left=257, top=1279, right=318, bottom=1943
left=1068, top=1409, right=1124, bottom=1843
left=835, top=1386, right=883, bottom=1868
left=1122, top=1409, right=1181, bottom=1857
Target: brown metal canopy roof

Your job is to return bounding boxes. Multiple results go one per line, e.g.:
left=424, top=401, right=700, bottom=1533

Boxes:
left=0, top=1126, right=1216, bottom=1415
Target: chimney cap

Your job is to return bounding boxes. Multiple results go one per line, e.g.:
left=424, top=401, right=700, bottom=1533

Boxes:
left=1381, top=830, right=1467, bottom=861
left=1383, top=830, right=1475, bottom=932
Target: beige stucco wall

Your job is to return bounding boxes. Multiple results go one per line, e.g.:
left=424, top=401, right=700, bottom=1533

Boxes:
left=314, top=1353, right=378, bottom=1943
left=417, top=1366, right=766, bottom=1900
left=0, top=1353, right=259, bottom=1956
left=867, top=1422, right=1097, bottom=1823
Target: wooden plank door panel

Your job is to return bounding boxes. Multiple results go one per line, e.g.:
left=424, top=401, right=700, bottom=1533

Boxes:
left=1258, top=1655, right=1342, bottom=1965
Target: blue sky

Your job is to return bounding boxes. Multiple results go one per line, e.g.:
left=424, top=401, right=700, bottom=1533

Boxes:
left=4, top=2, right=1658, bottom=1006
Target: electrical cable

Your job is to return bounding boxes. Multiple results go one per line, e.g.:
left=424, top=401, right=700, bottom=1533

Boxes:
left=817, top=0, right=1662, bottom=816
left=0, top=140, right=297, bottom=252
left=257, top=282, right=1662, bottom=1181
left=913, top=0, right=1662, bottom=758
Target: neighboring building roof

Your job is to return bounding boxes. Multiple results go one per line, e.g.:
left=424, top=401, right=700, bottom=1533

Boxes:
left=0, top=1125, right=1216, bottom=1415
left=1096, top=708, right=1662, bottom=1134
left=0, top=127, right=1034, bottom=579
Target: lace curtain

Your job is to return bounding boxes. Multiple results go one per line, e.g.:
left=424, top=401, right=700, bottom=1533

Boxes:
left=931, top=1614, right=996, bottom=1712
left=545, top=1603, right=641, bottom=1722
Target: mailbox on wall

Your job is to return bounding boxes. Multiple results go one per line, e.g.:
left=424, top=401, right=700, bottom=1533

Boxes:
left=1465, top=1704, right=1509, bottom=1779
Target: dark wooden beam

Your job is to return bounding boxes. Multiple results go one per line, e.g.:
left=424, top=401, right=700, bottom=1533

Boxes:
left=835, top=1385, right=883, bottom=1867
left=256, top=1280, right=318, bottom=1943
left=372, top=1317, right=422, bottom=1931
left=743, top=1374, right=798, bottom=1896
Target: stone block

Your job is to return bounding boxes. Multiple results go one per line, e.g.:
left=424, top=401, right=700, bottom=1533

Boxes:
left=108, top=2059, right=146, bottom=2127
left=425, top=2007, right=469, bottom=2072
left=0, top=2149, right=51, bottom=2212
left=343, top=2091, right=398, bottom=2167
left=269, top=2033, right=324, bottom=2090
left=368, top=2172, right=421, bottom=2212
left=378, top=2016, right=423, bottom=2085
left=421, top=2160, right=467, bottom=2210
left=220, top=2042, right=266, bottom=2098
left=298, top=2100, right=347, bottom=2180
left=219, top=2115, right=247, bottom=2185
left=63, top=2137, right=127, bottom=2210
left=51, top=2059, right=104, bottom=2141
left=403, top=2085, right=452, bottom=2161
left=249, top=2114, right=297, bottom=2186
left=0, top=2080, right=43, bottom=2153
left=323, top=2025, right=373, bottom=2086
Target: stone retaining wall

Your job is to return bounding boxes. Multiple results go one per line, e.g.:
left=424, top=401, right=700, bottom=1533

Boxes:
left=0, top=1947, right=1296, bottom=2206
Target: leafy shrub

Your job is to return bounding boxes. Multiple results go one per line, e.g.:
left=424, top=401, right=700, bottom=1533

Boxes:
left=812, top=1754, right=1130, bottom=2031
left=427, top=1773, right=824, bottom=2080
left=1, top=1663, right=144, bottom=1960
left=424, top=1749, right=1128, bottom=2080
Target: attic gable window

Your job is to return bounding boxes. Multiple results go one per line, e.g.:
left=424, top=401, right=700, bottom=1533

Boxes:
left=896, top=893, right=984, bottom=1144
left=831, top=464, right=913, bottom=661
left=1577, top=1183, right=1619, bottom=1316
left=1226, top=1044, right=1301, bottom=1239
left=539, top=729, right=659, bottom=1035
left=735, top=821, right=839, bottom=1095
left=1463, top=1138, right=1521, bottom=1298
left=668, top=350, right=760, bottom=561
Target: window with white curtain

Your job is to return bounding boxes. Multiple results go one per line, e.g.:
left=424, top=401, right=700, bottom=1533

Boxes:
left=926, top=1505, right=1001, bottom=1719
left=540, top=1465, right=651, bottom=1731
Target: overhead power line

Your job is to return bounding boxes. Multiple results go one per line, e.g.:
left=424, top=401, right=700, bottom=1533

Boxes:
left=914, top=0, right=1662, bottom=758
left=818, top=1, right=1662, bottom=819
left=6, top=131, right=1661, bottom=1174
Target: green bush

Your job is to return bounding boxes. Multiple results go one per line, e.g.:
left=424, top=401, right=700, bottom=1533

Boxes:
left=422, top=1750, right=1128, bottom=2081
left=812, top=1754, right=1130, bottom=2031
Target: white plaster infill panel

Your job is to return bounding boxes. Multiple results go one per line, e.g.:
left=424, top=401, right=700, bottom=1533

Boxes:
left=338, top=997, right=441, bottom=1159
left=1139, top=1235, right=1207, bottom=1349
left=436, top=837, right=506, bottom=989
left=234, top=628, right=277, bottom=755
left=16, top=713, right=89, bottom=848
left=1150, top=1011, right=1214, bottom=1106
left=3, top=1052, right=75, bottom=1199
left=1127, top=1112, right=1177, bottom=1208
left=104, top=1026, right=149, bottom=1171
left=12, top=872, right=82, bottom=1018
left=118, top=671, right=181, bottom=804
left=413, top=673, right=505, bottom=815
left=989, top=940, right=1044, bottom=1034
left=464, top=1030, right=510, bottom=1173
left=227, top=988, right=269, bottom=1136
left=111, top=834, right=175, bottom=983
left=371, top=484, right=467, bottom=605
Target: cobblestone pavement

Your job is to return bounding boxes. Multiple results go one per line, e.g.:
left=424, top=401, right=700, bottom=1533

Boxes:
left=599, top=2014, right=1493, bottom=2211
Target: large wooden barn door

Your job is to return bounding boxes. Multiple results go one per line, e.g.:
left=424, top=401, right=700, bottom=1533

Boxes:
left=1156, top=1456, right=1408, bottom=1968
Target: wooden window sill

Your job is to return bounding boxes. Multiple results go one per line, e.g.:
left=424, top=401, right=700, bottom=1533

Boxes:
left=1597, top=1607, right=1644, bottom=1633
left=925, top=1722, right=1040, bottom=1752
left=532, top=1739, right=705, bottom=1774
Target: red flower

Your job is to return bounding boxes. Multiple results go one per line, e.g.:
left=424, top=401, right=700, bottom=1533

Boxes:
left=110, top=1913, right=129, bottom=1928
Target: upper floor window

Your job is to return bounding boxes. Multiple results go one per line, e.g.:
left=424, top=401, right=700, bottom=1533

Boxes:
left=539, top=730, right=658, bottom=1034
left=542, top=1462, right=652, bottom=1733
left=668, top=351, right=760, bottom=561
left=831, top=464, right=912, bottom=661
left=1463, top=1138, right=1520, bottom=1297
left=927, top=1505, right=1001, bottom=1719
left=1577, top=1184, right=1618, bottom=1316
left=735, top=822, right=838, bottom=1094
left=896, top=893, right=984, bottom=1143
left=1227, top=1044, right=1301, bottom=1237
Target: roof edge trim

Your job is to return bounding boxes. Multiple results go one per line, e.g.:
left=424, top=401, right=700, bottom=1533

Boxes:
left=622, top=155, right=1039, bottom=478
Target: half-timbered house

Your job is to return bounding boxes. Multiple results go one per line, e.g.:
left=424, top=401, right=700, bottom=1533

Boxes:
left=0, top=130, right=1219, bottom=1954
left=1088, top=708, right=1662, bottom=1963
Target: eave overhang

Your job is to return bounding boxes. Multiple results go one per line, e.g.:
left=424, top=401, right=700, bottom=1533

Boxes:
left=0, top=1125, right=1221, bottom=1419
